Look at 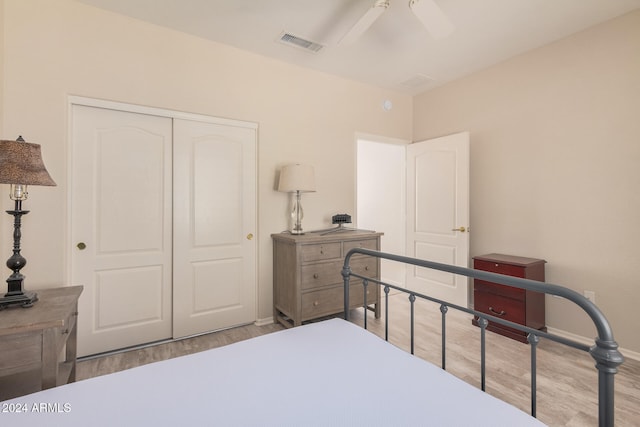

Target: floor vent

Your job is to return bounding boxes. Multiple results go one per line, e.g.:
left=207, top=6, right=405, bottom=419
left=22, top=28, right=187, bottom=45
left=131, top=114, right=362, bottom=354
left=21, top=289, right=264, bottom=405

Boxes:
left=277, top=32, right=324, bottom=53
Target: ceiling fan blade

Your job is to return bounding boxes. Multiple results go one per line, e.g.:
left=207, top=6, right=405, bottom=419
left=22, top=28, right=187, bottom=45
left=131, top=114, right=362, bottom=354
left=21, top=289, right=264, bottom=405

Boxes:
left=409, top=0, right=454, bottom=39
left=340, top=0, right=390, bottom=45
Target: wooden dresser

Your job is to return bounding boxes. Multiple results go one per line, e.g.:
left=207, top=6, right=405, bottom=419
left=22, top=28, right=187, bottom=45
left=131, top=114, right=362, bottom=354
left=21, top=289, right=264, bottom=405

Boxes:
left=0, top=286, right=83, bottom=400
left=272, top=230, right=382, bottom=328
left=472, top=254, right=546, bottom=343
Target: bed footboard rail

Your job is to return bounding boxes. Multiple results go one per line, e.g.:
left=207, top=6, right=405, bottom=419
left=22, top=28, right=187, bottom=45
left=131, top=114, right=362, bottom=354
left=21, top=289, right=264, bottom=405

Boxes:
left=342, top=248, right=624, bottom=427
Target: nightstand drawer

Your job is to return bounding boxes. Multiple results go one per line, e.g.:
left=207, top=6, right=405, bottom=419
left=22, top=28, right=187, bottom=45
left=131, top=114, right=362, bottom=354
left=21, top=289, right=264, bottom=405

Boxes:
left=474, top=279, right=525, bottom=301
left=301, top=243, right=341, bottom=262
left=301, top=261, right=342, bottom=290
left=474, top=291, right=525, bottom=326
left=474, top=259, right=526, bottom=277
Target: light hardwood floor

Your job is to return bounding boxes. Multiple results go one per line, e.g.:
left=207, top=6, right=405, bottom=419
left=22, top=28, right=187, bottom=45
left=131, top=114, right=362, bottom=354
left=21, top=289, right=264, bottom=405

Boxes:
left=77, top=293, right=639, bottom=426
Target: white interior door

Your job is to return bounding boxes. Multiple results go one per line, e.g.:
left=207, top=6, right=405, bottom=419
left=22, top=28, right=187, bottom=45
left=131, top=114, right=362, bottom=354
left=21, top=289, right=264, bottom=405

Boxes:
left=71, top=105, right=173, bottom=357
left=406, top=132, right=470, bottom=306
left=172, top=119, right=257, bottom=338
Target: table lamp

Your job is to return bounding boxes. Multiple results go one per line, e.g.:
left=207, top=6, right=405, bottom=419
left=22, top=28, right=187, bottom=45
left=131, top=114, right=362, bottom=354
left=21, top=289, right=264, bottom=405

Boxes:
left=277, top=164, right=315, bottom=234
left=0, top=136, right=56, bottom=308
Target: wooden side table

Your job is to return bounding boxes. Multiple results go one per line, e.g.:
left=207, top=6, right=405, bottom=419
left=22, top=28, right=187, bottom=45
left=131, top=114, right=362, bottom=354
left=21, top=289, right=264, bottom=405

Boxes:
left=0, top=286, right=83, bottom=400
left=472, top=254, right=546, bottom=343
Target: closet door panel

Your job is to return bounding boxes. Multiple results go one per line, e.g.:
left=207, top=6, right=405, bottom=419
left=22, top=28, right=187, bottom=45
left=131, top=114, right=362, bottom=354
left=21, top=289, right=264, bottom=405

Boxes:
left=173, top=118, right=257, bottom=338
left=71, top=105, right=173, bottom=357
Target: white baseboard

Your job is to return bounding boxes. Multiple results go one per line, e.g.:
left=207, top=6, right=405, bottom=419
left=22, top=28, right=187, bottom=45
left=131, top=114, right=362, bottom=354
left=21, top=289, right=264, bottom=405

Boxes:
left=546, top=326, right=640, bottom=362
left=254, top=317, right=274, bottom=327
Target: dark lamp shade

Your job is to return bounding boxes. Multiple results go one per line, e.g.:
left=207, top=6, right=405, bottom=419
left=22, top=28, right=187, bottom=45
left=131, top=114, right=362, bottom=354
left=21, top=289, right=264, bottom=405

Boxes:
left=0, top=139, right=56, bottom=186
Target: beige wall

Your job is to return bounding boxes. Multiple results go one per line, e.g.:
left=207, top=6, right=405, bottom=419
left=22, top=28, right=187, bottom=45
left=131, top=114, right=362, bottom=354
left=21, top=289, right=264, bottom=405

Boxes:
left=0, top=0, right=4, bottom=135
left=414, top=11, right=640, bottom=353
left=0, top=0, right=411, bottom=321
left=1, top=0, right=638, bottom=354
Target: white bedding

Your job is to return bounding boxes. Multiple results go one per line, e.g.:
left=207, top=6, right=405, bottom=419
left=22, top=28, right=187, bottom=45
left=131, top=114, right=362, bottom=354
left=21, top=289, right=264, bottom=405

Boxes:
left=1, top=318, right=544, bottom=426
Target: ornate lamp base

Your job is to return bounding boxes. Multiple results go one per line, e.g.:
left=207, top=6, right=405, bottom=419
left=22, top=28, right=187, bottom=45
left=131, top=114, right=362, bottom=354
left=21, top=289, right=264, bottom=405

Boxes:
left=0, top=290, right=38, bottom=309
left=1, top=200, right=37, bottom=309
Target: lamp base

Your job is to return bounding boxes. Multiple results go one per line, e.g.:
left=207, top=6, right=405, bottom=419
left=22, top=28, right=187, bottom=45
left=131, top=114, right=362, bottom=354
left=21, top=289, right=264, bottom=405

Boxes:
left=0, top=290, right=38, bottom=309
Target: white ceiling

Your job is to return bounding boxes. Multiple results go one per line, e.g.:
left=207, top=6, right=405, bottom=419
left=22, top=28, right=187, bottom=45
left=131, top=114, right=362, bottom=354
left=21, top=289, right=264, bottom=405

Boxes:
left=77, top=0, right=640, bottom=95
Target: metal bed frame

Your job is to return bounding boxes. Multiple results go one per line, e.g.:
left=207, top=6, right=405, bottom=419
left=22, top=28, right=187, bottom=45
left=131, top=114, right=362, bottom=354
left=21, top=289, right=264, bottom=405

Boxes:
left=342, top=248, right=624, bottom=427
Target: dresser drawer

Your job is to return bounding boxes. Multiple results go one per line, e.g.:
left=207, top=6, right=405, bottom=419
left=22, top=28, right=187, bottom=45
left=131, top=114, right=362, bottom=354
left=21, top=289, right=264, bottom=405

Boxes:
left=343, top=239, right=378, bottom=254
left=302, top=287, right=343, bottom=319
left=301, top=284, right=377, bottom=320
left=301, top=261, right=343, bottom=290
left=301, top=242, right=341, bottom=262
left=474, top=291, right=525, bottom=326
left=350, top=257, right=378, bottom=279
left=350, top=282, right=378, bottom=308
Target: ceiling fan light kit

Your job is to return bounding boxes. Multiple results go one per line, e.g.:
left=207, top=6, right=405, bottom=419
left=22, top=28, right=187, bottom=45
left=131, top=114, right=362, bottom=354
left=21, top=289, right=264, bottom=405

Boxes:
left=341, top=0, right=453, bottom=44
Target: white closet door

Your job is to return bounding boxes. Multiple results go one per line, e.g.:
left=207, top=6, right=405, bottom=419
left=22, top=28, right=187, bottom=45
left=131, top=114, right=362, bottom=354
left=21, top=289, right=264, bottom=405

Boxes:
left=71, top=105, right=173, bottom=357
left=172, top=119, right=257, bottom=338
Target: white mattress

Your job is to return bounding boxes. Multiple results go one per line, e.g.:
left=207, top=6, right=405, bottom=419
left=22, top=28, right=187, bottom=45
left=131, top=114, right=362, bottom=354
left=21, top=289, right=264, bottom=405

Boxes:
left=1, top=318, right=544, bottom=426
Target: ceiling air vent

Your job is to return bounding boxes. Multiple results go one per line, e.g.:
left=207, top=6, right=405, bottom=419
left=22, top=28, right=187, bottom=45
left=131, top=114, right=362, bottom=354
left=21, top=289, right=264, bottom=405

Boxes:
left=277, top=32, right=324, bottom=53
left=399, top=74, right=436, bottom=89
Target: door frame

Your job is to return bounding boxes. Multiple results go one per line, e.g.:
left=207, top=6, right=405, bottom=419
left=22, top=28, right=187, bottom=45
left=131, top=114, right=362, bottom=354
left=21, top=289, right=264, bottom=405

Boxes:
left=355, top=132, right=470, bottom=304
left=355, top=133, right=409, bottom=288
left=66, top=95, right=259, bottom=319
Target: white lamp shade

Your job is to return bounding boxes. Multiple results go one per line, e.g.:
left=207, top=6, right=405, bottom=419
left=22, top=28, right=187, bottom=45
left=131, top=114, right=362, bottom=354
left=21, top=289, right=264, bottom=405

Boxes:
left=278, top=164, right=316, bottom=193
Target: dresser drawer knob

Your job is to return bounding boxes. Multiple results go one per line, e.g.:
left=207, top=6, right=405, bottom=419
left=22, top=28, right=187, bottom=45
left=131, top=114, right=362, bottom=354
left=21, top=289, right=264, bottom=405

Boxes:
left=313, top=273, right=319, bottom=279
left=313, top=301, right=319, bottom=306
left=488, top=306, right=506, bottom=316
left=364, top=266, right=369, bottom=271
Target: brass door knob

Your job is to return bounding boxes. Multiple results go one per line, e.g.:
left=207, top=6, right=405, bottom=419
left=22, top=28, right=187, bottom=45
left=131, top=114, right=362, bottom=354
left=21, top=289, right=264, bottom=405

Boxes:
left=77, top=242, right=87, bottom=250
left=451, top=227, right=466, bottom=232
left=246, top=233, right=253, bottom=240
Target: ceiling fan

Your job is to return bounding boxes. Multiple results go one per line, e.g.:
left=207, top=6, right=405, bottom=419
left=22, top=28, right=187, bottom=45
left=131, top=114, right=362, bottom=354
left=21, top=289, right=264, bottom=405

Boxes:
left=340, top=0, right=454, bottom=44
